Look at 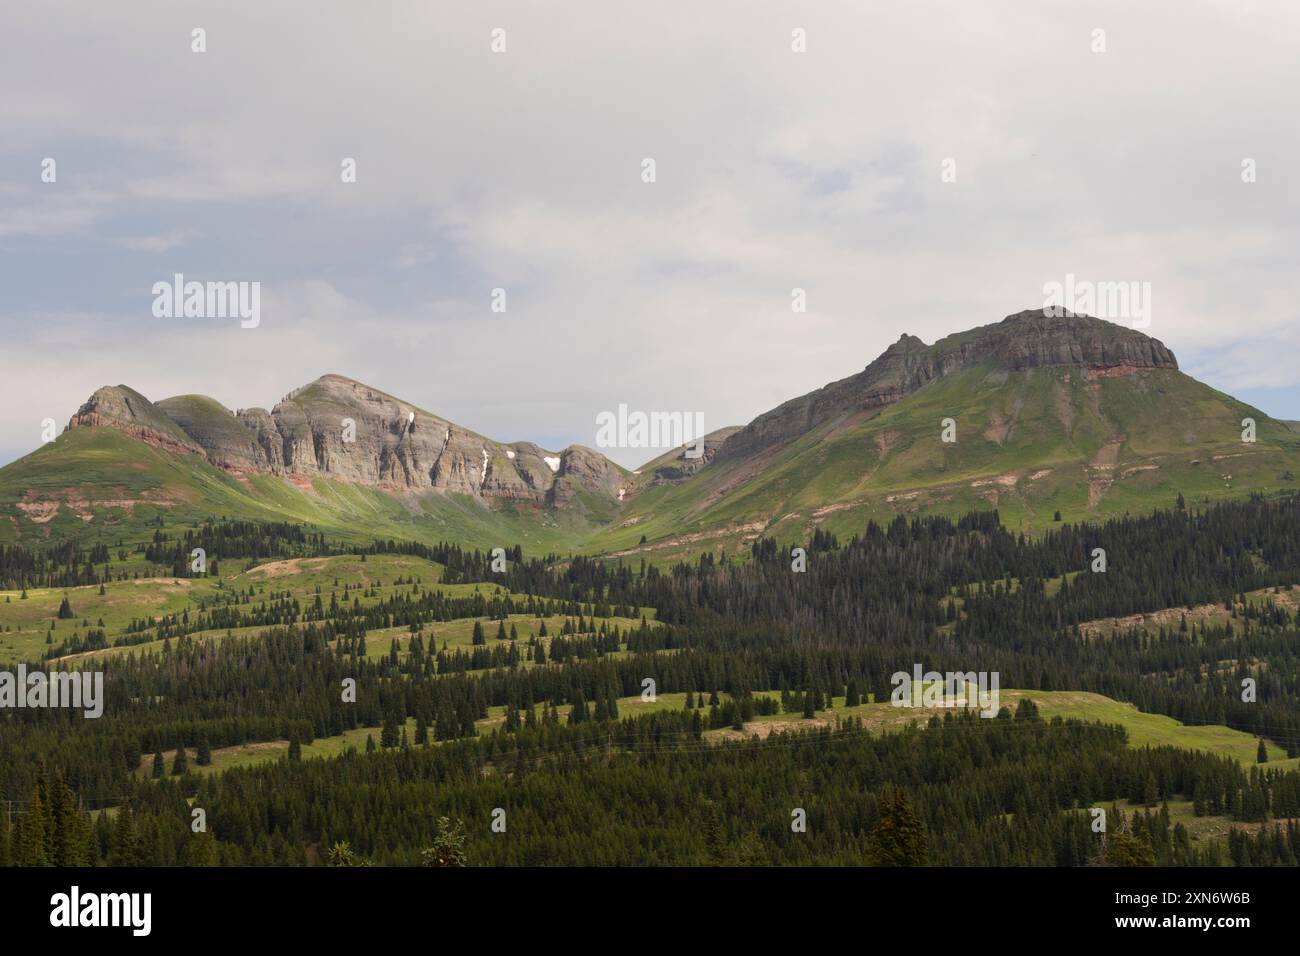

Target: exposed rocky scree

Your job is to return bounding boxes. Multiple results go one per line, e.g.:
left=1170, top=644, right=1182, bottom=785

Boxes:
left=717, top=310, right=1179, bottom=462
left=68, top=374, right=624, bottom=509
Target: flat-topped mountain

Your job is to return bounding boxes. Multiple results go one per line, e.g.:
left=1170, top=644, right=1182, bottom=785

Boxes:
left=718, top=311, right=1179, bottom=462
left=2, top=311, right=1296, bottom=554
left=601, top=311, right=1297, bottom=560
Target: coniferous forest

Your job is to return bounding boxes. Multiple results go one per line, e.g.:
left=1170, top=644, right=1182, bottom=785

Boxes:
left=4, top=495, right=1300, bottom=868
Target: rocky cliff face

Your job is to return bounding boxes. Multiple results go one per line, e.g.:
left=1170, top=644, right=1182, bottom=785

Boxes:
left=719, top=311, right=1178, bottom=461
left=68, top=374, right=625, bottom=510
left=71, top=387, right=207, bottom=459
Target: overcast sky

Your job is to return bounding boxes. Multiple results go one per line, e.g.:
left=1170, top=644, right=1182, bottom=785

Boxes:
left=2, top=0, right=1298, bottom=469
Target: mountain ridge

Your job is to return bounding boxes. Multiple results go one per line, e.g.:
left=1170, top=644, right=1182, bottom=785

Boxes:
left=5, top=310, right=1297, bottom=553
left=68, top=373, right=628, bottom=510
left=715, top=310, right=1179, bottom=464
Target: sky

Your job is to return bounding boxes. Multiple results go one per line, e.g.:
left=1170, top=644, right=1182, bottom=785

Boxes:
left=2, top=0, right=1298, bottom=469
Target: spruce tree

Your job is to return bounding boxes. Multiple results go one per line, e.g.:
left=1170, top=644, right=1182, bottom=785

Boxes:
left=381, top=715, right=400, bottom=749
left=866, top=786, right=928, bottom=866
left=18, top=787, right=48, bottom=867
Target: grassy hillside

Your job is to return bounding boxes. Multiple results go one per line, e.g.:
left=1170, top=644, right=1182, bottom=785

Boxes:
left=5, top=364, right=1300, bottom=565
left=0, top=551, right=658, bottom=665
left=130, top=688, right=1298, bottom=784
left=0, top=427, right=593, bottom=552
left=597, top=366, right=1300, bottom=562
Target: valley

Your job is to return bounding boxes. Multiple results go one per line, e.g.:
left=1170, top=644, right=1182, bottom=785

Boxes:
left=5, top=312, right=1300, bottom=869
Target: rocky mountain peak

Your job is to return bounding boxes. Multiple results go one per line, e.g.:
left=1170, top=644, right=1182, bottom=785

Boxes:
left=67, top=375, right=625, bottom=512
left=718, top=310, right=1179, bottom=462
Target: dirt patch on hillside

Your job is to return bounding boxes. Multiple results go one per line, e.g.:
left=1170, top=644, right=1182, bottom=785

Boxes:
left=690, top=446, right=782, bottom=516
left=1077, top=603, right=1222, bottom=638
left=711, top=719, right=831, bottom=741
left=971, top=473, right=1019, bottom=489
left=983, top=413, right=1011, bottom=444
left=1054, top=381, right=1075, bottom=435
left=17, top=487, right=179, bottom=524
left=1087, top=438, right=1125, bottom=507
left=1119, top=463, right=1160, bottom=479
left=16, top=501, right=59, bottom=523
left=1084, top=365, right=1148, bottom=380
left=605, top=521, right=768, bottom=559
left=874, top=429, right=902, bottom=458
left=244, top=558, right=310, bottom=578
left=983, top=397, right=1025, bottom=444
left=287, top=476, right=319, bottom=495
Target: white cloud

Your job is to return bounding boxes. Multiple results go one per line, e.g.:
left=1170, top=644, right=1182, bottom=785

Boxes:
left=1, top=0, right=1299, bottom=465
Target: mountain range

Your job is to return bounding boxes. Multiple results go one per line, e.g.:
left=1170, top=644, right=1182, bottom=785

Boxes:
left=4, top=309, right=1298, bottom=559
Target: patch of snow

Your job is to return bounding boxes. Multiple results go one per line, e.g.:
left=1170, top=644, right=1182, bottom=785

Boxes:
left=506, top=449, right=515, bottom=459
left=481, top=448, right=489, bottom=483
left=617, top=487, right=625, bottom=501
left=543, top=456, right=561, bottom=473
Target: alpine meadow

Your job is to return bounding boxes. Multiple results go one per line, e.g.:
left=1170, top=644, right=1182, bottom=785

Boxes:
left=3, top=0, right=1298, bottom=939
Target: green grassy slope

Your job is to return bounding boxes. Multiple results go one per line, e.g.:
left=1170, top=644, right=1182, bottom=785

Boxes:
left=595, top=366, right=1300, bottom=561
left=5, top=365, right=1299, bottom=562
left=0, top=427, right=592, bottom=552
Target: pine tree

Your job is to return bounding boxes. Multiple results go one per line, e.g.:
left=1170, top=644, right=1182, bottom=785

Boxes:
left=1257, top=738, right=1269, bottom=764
left=0, top=805, right=10, bottom=867
left=327, top=841, right=372, bottom=867
left=381, top=714, right=400, bottom=749
left=108, top=809, right=142, bottom=867
left=845, top=681, right=861, bottom=707
left=49, top=776, right=91, bottom=866
left=18, top=787, right=48, bottom=867
left=152, top=751, right=165, bottom=778
left=420, top=817, right=468, bottom=867
left=866, top=786, right=928, bottom=866
left=172, top=745, right=189, bottom=775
